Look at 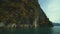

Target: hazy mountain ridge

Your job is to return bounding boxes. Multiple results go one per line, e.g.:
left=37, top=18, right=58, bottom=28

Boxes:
left=53, top=23, right=60, bottom=26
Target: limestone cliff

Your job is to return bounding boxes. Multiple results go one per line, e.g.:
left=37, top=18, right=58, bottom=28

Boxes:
left=0, top=0, right=53, bottom=27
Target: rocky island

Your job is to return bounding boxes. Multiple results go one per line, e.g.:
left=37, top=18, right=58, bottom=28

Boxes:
left=0, top=0, right=53, bottom=28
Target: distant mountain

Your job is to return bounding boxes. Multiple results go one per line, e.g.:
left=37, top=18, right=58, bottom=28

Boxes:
left=53, top=23, right=60, bottom=26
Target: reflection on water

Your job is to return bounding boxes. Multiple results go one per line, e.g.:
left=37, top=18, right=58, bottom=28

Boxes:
left=34, top=27, right=53, bottom=34
left=36, top=27, right=52, bottom=34
left=0, top=27, right=54, bottom=34
left=1, top=26, right=60, bottom=34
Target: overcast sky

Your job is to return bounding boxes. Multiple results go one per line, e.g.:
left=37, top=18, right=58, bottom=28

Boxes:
left=38, top=0, right=60, bottom=23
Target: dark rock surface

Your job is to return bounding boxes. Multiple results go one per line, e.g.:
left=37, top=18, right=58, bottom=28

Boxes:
left=0, top=0, right=53, bottom=27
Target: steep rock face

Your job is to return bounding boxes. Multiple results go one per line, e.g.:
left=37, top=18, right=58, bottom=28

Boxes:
left=0, top=0, right=53, bottom=27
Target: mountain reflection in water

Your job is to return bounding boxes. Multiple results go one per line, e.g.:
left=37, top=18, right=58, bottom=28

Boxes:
left=0, top=26, right=60, bottom=34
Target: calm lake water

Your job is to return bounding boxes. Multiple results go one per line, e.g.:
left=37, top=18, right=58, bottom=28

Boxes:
left=0, top=26, right=60, bottom=34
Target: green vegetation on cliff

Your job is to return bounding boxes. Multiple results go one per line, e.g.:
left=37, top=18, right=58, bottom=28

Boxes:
left=0, top=0, right=53, bottom=27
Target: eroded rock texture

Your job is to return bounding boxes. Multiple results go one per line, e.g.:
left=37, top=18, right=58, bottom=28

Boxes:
left=0, top=0, right=53, bottom=27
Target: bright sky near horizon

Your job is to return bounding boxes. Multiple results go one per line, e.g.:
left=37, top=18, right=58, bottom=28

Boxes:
left=38, top=0, right=60, bottom=23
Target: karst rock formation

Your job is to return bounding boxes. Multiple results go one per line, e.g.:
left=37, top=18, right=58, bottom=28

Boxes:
left=0, top=0, right=53, bottom=27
